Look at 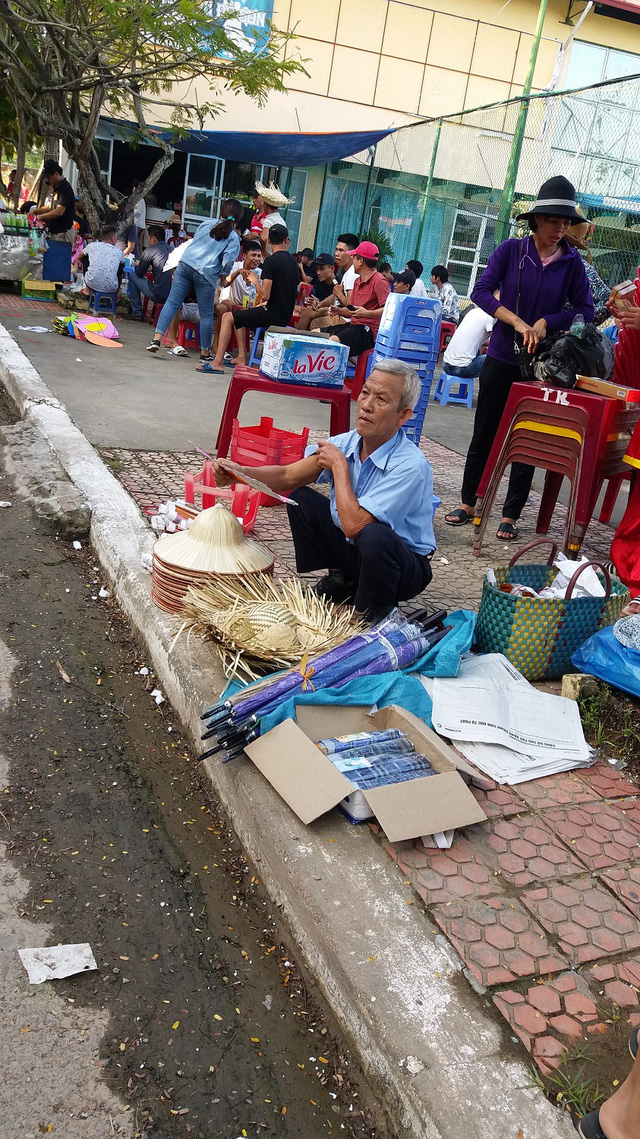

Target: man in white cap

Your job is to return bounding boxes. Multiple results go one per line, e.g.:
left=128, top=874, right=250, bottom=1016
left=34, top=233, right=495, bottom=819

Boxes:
left=256, top=181, right=292, bottom=256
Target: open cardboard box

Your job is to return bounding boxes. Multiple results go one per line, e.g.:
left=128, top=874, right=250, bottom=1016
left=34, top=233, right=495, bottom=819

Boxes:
left=245, top=704, right=487, bottom=843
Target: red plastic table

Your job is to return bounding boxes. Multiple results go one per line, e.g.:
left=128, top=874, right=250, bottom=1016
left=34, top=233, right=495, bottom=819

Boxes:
left=215, top=365, right=352, bottom=458
left=476, top=381, right=640, bottom=552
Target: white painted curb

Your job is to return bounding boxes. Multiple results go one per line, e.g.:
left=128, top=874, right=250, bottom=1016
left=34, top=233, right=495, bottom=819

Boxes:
left=0, top=322, right=574, bottom=1139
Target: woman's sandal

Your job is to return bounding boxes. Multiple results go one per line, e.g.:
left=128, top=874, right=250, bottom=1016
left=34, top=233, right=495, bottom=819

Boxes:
left=169, top=345, right=189, bottom=357
left=578, top=1112, right=607, bottom=1139
left=445, top=508, right=473, bottom=526
left=496, top=521, right=519, bottom=541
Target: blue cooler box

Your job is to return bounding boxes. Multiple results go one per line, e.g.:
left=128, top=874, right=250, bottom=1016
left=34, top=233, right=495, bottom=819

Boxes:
left=259, top=331, right=349, bottom=387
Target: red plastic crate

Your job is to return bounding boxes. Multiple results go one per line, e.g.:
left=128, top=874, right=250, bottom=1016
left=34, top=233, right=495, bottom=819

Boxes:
left=230, top=416, right=310, bottom=506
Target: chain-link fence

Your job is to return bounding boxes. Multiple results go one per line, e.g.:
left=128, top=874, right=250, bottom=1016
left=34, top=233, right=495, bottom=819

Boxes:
left=315, top=73, right=640, bottom=298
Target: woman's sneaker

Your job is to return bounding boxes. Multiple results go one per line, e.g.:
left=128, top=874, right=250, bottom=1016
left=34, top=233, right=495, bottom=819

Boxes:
left=146, top=340, right=160, bottom=352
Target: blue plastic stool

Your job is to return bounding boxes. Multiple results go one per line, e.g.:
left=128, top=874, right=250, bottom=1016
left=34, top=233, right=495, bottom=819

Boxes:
left=89, top=290, right=117, bottom=316
left=434, top=372, right=473, bottom=409
left=249, top=327, right=266, bottom=367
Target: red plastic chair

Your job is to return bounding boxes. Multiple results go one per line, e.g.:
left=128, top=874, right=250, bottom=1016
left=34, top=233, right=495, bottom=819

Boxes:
left=474, top=380, right=640, bottom=554
left=439, top=321, right=456, bottom=354
left=215, top=365, right=351, bottom=458
left=345, top=348, right=374, bottom=401
left=183, top=460, right=261, bottom=533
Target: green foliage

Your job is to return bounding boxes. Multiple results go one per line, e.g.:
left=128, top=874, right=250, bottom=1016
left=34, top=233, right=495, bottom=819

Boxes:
left=0, top=0, right=306, bottom=222
left=360, top=226, right=395, bottom=262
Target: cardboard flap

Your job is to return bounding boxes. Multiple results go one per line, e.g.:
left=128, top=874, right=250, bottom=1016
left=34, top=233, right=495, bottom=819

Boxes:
left=245, top=719, right=352, bottom=825
left=364, top=771, right=486, bottom=844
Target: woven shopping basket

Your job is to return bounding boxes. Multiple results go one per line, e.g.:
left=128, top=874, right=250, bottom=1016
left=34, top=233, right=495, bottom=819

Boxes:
left=475, top=539, right=630, bottom=681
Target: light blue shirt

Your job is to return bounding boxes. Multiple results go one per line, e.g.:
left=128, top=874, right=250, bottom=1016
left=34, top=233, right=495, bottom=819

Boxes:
left=306, top=429, right=436, bottom=555
left=182, top=219, right=240, bottom=287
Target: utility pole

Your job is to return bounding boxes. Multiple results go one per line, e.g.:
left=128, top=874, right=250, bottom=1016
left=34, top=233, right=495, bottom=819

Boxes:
left=495, top=0, right=549, bottom=244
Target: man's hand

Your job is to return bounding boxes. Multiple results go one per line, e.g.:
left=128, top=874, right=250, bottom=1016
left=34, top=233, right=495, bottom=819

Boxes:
left=349, top=307, right=370, bottom=320
left=211, top=459, right=239, bottom=488
left=315, top=441, right=348, bottom=473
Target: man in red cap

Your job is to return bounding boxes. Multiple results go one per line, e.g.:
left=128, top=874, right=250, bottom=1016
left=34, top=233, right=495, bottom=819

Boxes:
left=329, top=240, right=390, bottom=358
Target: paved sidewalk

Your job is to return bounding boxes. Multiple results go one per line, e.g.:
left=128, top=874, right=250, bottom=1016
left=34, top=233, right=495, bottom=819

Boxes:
left=2, top=294, right=637, bottom=1133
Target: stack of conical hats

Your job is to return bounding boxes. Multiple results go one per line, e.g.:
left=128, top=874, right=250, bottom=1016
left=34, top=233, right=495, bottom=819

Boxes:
left=151, top=503, right=274, bottom=614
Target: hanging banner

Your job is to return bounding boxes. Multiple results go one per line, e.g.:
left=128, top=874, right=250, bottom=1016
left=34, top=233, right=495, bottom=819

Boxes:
left=209, top=1, right=275, bottom=57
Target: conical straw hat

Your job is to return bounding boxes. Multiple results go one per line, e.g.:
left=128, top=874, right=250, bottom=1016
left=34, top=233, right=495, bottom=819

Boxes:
left=154, top=503, right=274, bottom=575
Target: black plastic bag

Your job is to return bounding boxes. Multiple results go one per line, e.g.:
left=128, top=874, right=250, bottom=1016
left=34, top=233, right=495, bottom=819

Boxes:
left=519, top=324, right=615, bottom=389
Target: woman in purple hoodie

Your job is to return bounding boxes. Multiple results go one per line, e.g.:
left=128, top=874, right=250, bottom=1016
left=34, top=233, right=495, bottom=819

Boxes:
left=445, top=176, right=594, bottom=540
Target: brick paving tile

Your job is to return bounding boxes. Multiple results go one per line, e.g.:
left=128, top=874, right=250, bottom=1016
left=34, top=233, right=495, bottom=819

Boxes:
left=521, top=877, right=640, bottom=966
left=469, top=814, right=585, bottom=887
left=493, top=971, right=603, bottom=1066
left=516, top=772, right=600, bottom=810
left=588, top=958, right=640, bottom=1009
left=541, top=801, right=640, bottom=871
left=577, top=762, right=639, bottom=800
left=600, top=866, right=640, bottom=920
left=431, top=895, right=567, bottom=987
left=612, top=798, right=640, bottom=831
left=468, top=783, right=526, bottom=818
left=386, top=837, right=497, bottom=904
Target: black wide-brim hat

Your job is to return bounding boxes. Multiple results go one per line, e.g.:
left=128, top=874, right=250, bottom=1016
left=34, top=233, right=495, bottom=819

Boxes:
left=516, top=175, right=584, bottom=223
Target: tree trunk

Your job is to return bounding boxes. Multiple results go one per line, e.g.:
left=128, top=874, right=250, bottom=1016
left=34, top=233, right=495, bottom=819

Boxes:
left=12, top=106, right=26, bottom=209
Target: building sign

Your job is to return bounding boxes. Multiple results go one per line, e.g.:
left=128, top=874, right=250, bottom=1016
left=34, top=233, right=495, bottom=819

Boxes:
left=209, top=1, right=274, bottom=56
left=380, top=216, right=414, bottom=230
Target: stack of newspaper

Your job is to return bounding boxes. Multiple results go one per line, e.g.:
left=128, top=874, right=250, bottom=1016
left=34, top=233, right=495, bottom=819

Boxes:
left=430, top=654, right=592, bottom=784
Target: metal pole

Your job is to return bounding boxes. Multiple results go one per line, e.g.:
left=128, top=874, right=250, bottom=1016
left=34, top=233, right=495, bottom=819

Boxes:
left=414, top=118, right=442, bottom=260
left=358, top=144, right=377, bottom=236
left=495, top=0, right=549, bottom=244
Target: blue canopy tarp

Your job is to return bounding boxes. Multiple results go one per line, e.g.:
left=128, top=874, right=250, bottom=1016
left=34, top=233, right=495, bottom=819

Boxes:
left=148, top=127, right=395, bottom=166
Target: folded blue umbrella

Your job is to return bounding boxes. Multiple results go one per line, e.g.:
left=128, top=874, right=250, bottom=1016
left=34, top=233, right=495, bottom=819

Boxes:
left=232, top=609, right=476, bottom=735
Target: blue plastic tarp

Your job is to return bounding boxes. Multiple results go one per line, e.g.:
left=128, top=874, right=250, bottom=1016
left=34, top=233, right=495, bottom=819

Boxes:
left=159, top=127, right=395, bottom=166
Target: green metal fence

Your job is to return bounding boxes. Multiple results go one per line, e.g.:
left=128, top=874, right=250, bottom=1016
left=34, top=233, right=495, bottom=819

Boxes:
left=314, top=71, right=640, bottom=298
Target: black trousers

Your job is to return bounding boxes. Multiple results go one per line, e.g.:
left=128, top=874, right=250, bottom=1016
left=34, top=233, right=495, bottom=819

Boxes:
left=460, top=355, right=535, bottom=520
left=287, top=487, right=432, bottom=612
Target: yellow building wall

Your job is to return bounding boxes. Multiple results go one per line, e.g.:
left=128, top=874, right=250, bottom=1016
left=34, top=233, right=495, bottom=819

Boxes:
left=274, top=0, right=640, bottom=122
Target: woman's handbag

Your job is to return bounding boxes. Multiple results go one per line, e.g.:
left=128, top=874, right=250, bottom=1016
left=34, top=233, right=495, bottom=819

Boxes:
left=475, top=539, right=630, bottom=681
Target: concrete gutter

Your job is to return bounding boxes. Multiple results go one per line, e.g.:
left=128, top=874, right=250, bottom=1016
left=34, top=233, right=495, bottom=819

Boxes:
left=0, top=322, right=575, bottom=1139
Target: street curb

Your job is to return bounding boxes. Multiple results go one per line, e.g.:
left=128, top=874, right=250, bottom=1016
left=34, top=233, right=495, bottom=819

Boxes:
left=0, top=323, right=575, bottom=1139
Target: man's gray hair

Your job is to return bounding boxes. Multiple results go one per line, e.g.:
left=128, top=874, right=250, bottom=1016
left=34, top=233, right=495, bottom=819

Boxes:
left=369, top=357, right=422, bottom=411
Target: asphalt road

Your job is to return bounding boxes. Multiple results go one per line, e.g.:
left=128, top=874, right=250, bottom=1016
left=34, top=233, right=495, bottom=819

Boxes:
left=0, top=388, right=389, bottom=1139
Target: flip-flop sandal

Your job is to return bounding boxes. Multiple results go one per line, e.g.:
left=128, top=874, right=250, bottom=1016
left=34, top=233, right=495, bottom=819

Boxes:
left=445, top=508, right=473, bottom=526
left=630, top=1026, right=639, bottom=1059
left=196, top=362, right=225, bottom=374
left=497, top=522, right=519, bottom=540
left=578, top=1111, right=607, bottom=1139
left=169, top=346, right=189, bottom=356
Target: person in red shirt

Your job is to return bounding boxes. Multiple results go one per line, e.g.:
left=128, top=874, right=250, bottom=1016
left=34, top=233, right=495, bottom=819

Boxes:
left=248, top=189, right=267, bottom=240
left=329, top=241, right=391, bottom=357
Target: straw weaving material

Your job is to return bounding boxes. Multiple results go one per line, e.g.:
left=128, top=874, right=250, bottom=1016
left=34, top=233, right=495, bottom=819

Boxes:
left=178, top=573, right=363, bottom=679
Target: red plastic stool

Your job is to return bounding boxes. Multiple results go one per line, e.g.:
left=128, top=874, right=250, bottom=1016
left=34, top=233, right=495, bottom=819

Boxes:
left=183, top=460, right=261, bottom=533
left=178, top=320, right=200, bottom=349
left=215, top=366, right=352, bottom=458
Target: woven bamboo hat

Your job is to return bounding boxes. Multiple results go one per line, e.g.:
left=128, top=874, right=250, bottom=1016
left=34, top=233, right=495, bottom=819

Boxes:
left=254, top=180, right=294, bottom=208
left=151, top=504, right=274, bottom=614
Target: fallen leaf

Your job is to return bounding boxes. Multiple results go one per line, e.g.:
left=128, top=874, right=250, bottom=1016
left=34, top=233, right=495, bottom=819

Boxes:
left=55, top=659, right=71, bottom=684
left=172, top=1021, right=180, bottom=1030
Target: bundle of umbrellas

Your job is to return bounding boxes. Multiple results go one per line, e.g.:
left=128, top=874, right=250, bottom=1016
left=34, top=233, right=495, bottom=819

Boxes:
left=199, top=608, right=450, bottom=761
